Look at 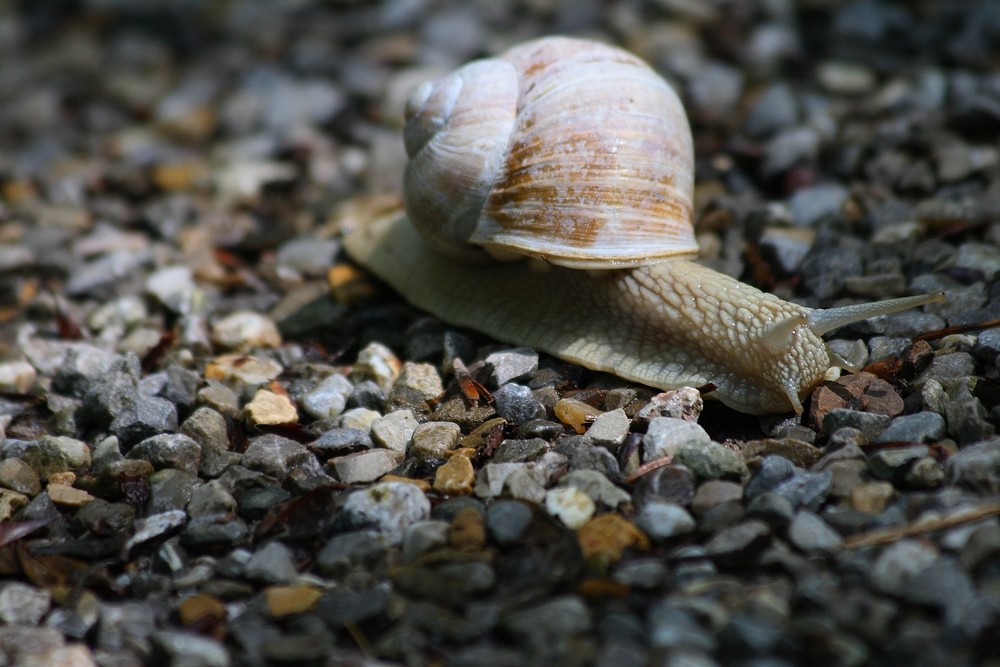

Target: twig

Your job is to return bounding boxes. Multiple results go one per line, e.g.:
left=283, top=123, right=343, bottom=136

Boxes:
left=841, top=500, right=1000, bottom=549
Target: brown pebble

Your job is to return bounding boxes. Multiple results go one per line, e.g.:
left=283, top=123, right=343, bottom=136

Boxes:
left=576, top=513, right=649, bottom=569
left=328, top=263, right=378, bottom=304
left=449, top=507, right=486, bottom=550
left=850, top=481, right=896, bottom=515
left=555, top=398, right=602, bottom=434
left=178, top=594, right=226, bottom=637
left=48, top=471, right=76, bottom=486
left=378, top=474, right=431, bottom=491
left=47, top=484, right=94, bottom=507
left=433, top=454, right=475, bottom=495
left=264, top=585, right=323, bottom=618
left=806, top=371, right=903, bottom=430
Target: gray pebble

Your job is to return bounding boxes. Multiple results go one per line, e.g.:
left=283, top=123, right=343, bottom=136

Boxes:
left=484, top=347, right=539, bottom=387
left=869, top=539, right=939, bottom=595
left=408, top=421, right=461, bottom=458
left=492, top=383, right=544, bottom=426
left=789, top=182, right=849, bottom=227
left=18, top=435, right=91, bottom=478
left=502, top=595, right=591, bottom=644
left=337, top=481, right=431, bottom=543
left=876, top=412, right=946, bottom=443
left=635, top=500, right=696, bottom=541
left=673, top=441, right=748, bottom=480
left=186, top=480, right=237, bottom=517
left=647, top=601, right=716, bottom=651
left=301, top=373, right=354, bottom=421
left=868, top=336, right=912, bottom=363
left=311, top=427, right=373, bottom=455
left=493, top=438, right=548, bottom=463
left=316, top=584, right=390, bottom=628
left=73, top=498, right=135, bottom=535
left=868, top=445, right=929, bottom=481
left=275, top=236, right=339, bottom=277
left=703, top=520, right=771, bottom=566
left=643, top=418, right=711, bottom=461
left=150, top=631, right=230, bottom=667
left=370, top=409, right=418, bottom=453
left=0, top=583, right=50, bottom=625
left=905, top=457, right=944, bottom=488
left=182, top=512, right=249, bottom=550
left=787, top=510, right=843, bottom=552
left=401, top=520, right=450, bottom=563
left=584, top=408, right=630, bottom=450
left=691, top=480, right=744, bottom=517
left=316, top=530, right=391, bottom=577
left=244, top=541, right=298, bottom=584
left=241, top=433, right=314, bottom=480
left=743, top=455, right=796, bottom=501
left=945, top=440, right=1000, bottom=494
left=110, top=396, right=178, bottom=449
left=744, top=82, right=798, bottom=137
left=180, top=407, right=235, bottom=478
left=346, top=380, right=386, bottom=411
left=331, top=449, right=403, bottom=484
left=559, top=469, right=630, bottom=508
left=485, top=500, right=533, bottom=545
left=745, top=491, right=796, bottom=528
left=128, top=433, right=201, bottom=474
left=633, top=465, right=697, bottom=507
left=822, top=409, right=891, bottom=442
left=148, top=469, right=200, bottom=514
left=915, top=352, right=977, bottom=388
left=772, top=469, right=832, bottom=511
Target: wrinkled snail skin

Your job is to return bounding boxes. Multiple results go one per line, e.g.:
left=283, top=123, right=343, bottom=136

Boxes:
left=343, top=36, right=946, bottom=415
left=343, top=212, right=942, bottom=414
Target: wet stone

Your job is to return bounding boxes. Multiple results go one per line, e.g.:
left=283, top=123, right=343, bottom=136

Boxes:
left=485, top=499, right=533, bottom=545
left=179, top=407, right=235, bottom=477
left=635, top=499, right=696, bottom=541
left=484, top=347, right=539, bottom=387
left=244, top=541, right=298, bottom=584
left=492, top=383, right=543, bottom=426
left=493, top=437, right=548, bottom=463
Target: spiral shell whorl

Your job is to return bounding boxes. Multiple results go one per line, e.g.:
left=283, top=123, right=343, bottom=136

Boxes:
left=403, top=59, right=519, bottom=262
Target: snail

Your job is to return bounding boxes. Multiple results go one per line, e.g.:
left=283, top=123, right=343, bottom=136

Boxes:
left=343, top=36, right=944, bottom=415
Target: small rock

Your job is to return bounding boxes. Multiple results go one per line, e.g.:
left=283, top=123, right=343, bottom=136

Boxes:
left=493, top=438, right=548, bottom=463
left=449, top=506, right=487, bottom=550
left=401, top=520, right=450, bottom=563
left=905, top=457, right=944, bottom=488
left=46, top=484, right=94, bottom=507
left=311, top=427, right=373, bottom=456
left=559, top=469, right=631, bottom=508
left=331, top=449, right=403, bottom=484
left=186, top=480, right=237, bottom=516
left=691, top=480, right=744, bottom=516
left=181, top=512, right=249, bottom=550
left=876, top=412, right=946, bottom=443
left=389, top=362, right=443, bottom=404
left=945, top=441, right=1000, bottom=494
left=124, top=510, right=188, bottom=556
left=485, top=500, right=534, bottom=545
left=554, top=398, right=602, bottom=434
left=674, top=442, right=748, bottom=480
left=264, top=585, right=323, bottom=618
left=150, top=631, right=230, bottom=667
left=789, top=182, right=849, bottom=227
left=850, top=481, right=896, bottom=514
left=484, top=347, right=538, bottom=386
left=433, top=454, right=475, bottom=495
left=703, top=520, right=771, bottom=565
left=584, top=408, right=630, bottom=449
left=816, top=60, right=877, bottom=95
left=635, top=500, right=696, bottom=541
left=204, top=354, right=283, bottom=388
left=0, top=458, right=41, bottom=496
left=544, top=486, right=595, bottom=529
left=337, top=481, right=431, bottom=543
left=211, top=311, right=281, bottom=351
left=823, top=409, right=891, bottom=442
left=868, top=445, right=929, bottom=481
left=0, top=360, right=36, bottom=394
left=492, top=383, right=544, bottom=426
left=869, top=539, right=939, bottom=596
left=0, top=583, right=50, bottom=625
left=409, top=421, right=461, bottom=458
left=21, top=436, right=91, bottom=478
left=787, top=510, right=842, bottom=552
left=577, top=513, right=649, bottom=566
left=181, top=407, right=237, bottom=478
left=743, top=455, right=795, bottom=501
left=643, top=418, right=711, bottom=461
left=635, top=388, right=703, bottom=422
left=315, top=530, right=391, bottom=577
left=633, top=465, right=697, bottom=507
left=351, top=342, right=402, bottom=391
left=772, top=470, right=832, bottom=510
left=244, top=542, right=299, bottom=584
left=109, top=396, right=178, bottom=449
left=339, top=407, right=381, bottom=432
left=128, top=433, right=201, bottom=474
left=242, top=434, right=312, bottom=479
left=501, top=596, right=591, bottom=644
left=745, top=492, right=795, bottom=528
left=300, top=373, right=354, bottom=421
left=370, top=409, right=418, bottom=453
left=244, top=389, right=298, bottom=426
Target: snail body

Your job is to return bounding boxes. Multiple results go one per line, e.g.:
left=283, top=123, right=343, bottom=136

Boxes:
left=344, top=37, right=943, bottom=414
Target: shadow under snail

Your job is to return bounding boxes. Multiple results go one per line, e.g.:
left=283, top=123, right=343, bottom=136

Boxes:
left=343, top=36, right=944, bottom=415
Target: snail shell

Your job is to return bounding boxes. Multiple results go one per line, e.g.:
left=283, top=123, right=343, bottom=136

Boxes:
left=343, top=37, right=944, bottom=414
left=403, top=37, right=696, bottom=269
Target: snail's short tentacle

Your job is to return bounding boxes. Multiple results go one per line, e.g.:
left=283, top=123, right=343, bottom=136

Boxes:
left=806, top=292, right=946, bottom=337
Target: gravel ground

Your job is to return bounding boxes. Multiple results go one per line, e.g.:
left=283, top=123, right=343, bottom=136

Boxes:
left=1, top=1, right=1000, bottom=666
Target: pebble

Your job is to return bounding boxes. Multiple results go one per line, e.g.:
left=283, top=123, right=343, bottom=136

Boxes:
left=743, top=455, right=796, bottom=501
left=0, top=583, right=51, bottom=625
left=47, top=484, right=95, bottom=507
left=0, top=457, right=42, bottom=496
left=244, top=541, right=299, bottom=584
left=210, top=311, right=281, bottom=351
left=110, top=396, right=178, bottom=448
left=300, top=373, right=354, bottom=420
left=204, top=354, right=283, bottom=388
left=351, top=342, right=402, bottom=391
left=128, top=433, right=202, bottom=474
left=181, top=407, right=239, bottom=477
left=544, top=486, right=595, bottom=529
left=822, top=409, right=891, bottom=442
left=691, top=480, right=744, bottom=516
left=370, top=409, right=419, bottom=453
left=673, top=441, right=748, bottom=480
left=635, top=388, right=703, bottom=422
left=493, top=437, right=548, bottom=463
left=123, top=510, right=188, bottom=556
left=483, top=347, right=538, bottom=386
left=875, top=411, right=946, bottom=443
left=577, top=513, right=649, bottom=567
left=554, top=398, right=602, bottom=434
left=485, top=500, right=534, bottom=545
left=789, top=182, right=850, bottom=227
left=787, top=510, right=842, bottom=552
left=241, top=434, right=311, bottom=479
left=264, top=585, right=323, bottom=618
left=337, top=481, right=431, bottom=543
left=772, top=470, right=833, bottom=511
left=635, top=499, right=696, bottom=541
left=703, top=520, right=772, bottom=565
left=558, top=469, right=630, bottom=508
left=433, top=454, right=475, bottom=495
left=633, top=465, right=697, bottom=507
left=315, top=530, right=391, bottom=577
left=501, top=596, right=591, bottom=645
left=492, top=383, right=544, bottom=426
left=945, top=441, right=1000, bottom=494
left=150, top=631, right=230, bottom=667
left=243, top=389, right=298, bottom=426
left=850, top=481, right=896, bottom=514
left=584, top=408, right=630, bottom=449
left=869, top=539, right=939, bottom=596
left=643, top=418, right=712, bottom=461
left=0, top=360, right=36, bottom=394
left=409, top=421, right=461, bottom=458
